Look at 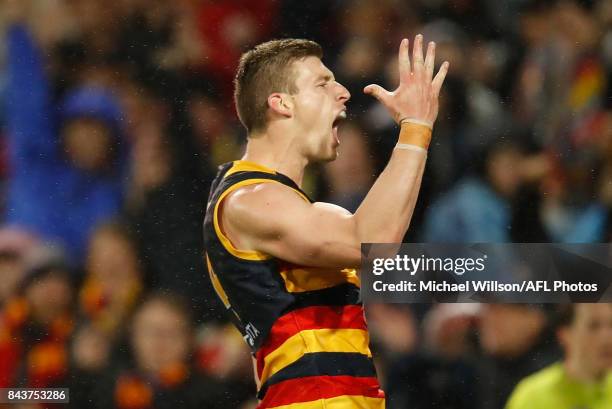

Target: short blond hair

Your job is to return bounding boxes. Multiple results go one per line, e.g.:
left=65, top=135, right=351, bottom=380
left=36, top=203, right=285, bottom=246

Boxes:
left=234, top=39, right=323, bottom=133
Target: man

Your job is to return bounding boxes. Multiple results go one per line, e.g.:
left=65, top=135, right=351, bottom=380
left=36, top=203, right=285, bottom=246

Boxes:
left=203, top=35, right=448, bottom=408
left=506, top=304, right=612, bottom=409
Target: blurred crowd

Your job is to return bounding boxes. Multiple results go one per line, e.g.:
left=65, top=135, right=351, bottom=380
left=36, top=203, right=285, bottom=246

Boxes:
left=0, top=0, right=611, bottom=408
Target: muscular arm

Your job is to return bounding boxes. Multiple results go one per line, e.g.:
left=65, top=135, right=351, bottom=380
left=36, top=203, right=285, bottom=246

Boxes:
left=353, top=142, right=427, bottom=243
left=222, top=35, right=448, bottom=269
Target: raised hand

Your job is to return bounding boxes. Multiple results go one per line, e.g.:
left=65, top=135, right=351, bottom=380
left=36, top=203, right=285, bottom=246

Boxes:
left=364, top=34, right=449, bottom=128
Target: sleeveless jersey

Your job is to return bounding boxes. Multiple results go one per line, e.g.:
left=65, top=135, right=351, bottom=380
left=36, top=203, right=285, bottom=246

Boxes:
left=203, top=160, right=385, bottom=409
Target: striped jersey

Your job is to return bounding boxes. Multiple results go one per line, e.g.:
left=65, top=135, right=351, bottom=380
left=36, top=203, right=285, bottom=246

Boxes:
left=203, top=160, right=385, bottom=408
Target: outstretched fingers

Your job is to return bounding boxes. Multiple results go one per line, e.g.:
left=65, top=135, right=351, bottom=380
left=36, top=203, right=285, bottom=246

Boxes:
left=424, top=41, right=436, bottom=83
left=365, top=35, right=450, bottom=125
left=431, top=61, right=450, bottom=98
left=412, top=34, right=424, bottom=80
left=398, top=38, right=411, bottom=82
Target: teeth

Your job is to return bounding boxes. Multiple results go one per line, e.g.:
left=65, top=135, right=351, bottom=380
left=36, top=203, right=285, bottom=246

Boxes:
left=333, top=110, right=347, bottom=127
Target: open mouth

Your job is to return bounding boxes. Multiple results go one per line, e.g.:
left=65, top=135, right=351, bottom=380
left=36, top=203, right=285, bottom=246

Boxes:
left=332, top=111, right=347, bottom=146
left=333, top=110, right=347, bottom=128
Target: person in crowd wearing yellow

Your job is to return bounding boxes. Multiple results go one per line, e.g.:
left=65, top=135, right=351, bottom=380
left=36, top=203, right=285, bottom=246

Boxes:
left=506, top=304, right=612, bottom=409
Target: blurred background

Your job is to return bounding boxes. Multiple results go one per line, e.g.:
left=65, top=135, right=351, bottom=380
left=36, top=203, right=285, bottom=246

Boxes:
left=0, top=0, right=610, bottom=408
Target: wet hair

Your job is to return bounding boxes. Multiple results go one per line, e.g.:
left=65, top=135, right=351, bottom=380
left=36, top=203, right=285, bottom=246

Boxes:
left=234, top=38, right=323, bottom=133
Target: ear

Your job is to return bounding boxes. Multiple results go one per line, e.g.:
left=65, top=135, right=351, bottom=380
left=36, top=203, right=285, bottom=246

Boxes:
left=267, top=93, right=293, bottom=119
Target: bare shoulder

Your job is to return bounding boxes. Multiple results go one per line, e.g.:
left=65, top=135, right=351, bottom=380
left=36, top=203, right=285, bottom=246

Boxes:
left=222, top=182, right=309, bottom=235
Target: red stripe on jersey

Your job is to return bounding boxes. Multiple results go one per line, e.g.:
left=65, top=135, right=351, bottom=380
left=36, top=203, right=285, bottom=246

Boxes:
left=259, top=375, right=384, bottom=408
left=256, top=305, right=366, bottom=378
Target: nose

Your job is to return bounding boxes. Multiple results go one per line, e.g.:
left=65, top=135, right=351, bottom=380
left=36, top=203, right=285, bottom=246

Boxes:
left=336, top=82, right=351, bottom=103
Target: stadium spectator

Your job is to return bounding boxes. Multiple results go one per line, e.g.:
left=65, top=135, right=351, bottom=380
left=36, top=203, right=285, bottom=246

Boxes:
left=0, top=246, right=74, bottom=388
left=79, top=291, right=231, bottom=409
left=195, top=321, right=256, bottom=407
left=5, top=20, right=127, bottom=264
left=0, top=227, right=38, bottom=306
left=79, top=222, right=143, bottom=337
left=506, top=304, right=612, bottom=409
left=540, top=153, right=609, bottom=242
left=423, top=141, right=525, bottom=242
left=63, top=322, right=115, bottom=409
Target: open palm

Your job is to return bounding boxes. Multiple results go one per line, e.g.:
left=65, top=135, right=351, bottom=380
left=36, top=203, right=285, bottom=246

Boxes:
left=364, top=34, right=449, bottom=128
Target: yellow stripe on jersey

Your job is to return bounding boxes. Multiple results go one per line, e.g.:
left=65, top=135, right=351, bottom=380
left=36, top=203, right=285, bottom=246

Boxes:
left=205, top=254, right=231, bottom=308
left=280, top=267, right=360, bottom=293
left=266, top=395, right=385, bottom=409
left=260, top=328, right=372, bottom=385
left=213, top=178, right=310, bottom=261
left=225, top=160, right=276, bottom=177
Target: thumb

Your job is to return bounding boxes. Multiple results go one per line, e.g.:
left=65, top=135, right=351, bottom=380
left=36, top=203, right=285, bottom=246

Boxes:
left=364, top=84, right=390, bottom=104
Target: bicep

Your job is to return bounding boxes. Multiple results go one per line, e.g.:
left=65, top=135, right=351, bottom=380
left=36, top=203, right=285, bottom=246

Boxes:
left=270, top=201, right=361, bottom=267
left=223, top=184, right=361, bottom=268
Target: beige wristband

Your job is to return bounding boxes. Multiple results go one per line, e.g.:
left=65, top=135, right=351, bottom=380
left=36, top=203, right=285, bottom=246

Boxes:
left=395, top=143, right=428, bottom=154
left=398, top=121, right=432, bottom=149
left=399, top=117, right=433, bottom=129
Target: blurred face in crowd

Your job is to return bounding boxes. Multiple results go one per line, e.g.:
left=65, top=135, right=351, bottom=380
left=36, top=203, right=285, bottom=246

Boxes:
left=338, top=39, right=380, bottom=79
left=0, top=254, right=25, bottom=303
left=188, top=95, right=226, bottom=142
left=479, top=304, right=546, bottom=358
left=72, top=325, right=111, bottom=372
left=520, top=9, right=552, bottom=46
left=285, top=56, right=350, bottom=162
left=131, top=121, right=173, bottom=191
left=559, top=304, right=612, bottom=380
left=487, top=146, right=523, bottom=198
left=87, top=227, right=140, bottom=292
left=25, top=271, right=72, bottom=324
left=62, top=118, right=113, bottom=172
left=132, top=300, right=192, bottom=375
left=555, top=0, right=599, bottom=49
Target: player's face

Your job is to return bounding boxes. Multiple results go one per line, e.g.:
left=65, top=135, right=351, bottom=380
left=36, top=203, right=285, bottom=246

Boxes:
left=563, top=304, right=612, bottom=377
left=289, top=57, right=350, bottom=162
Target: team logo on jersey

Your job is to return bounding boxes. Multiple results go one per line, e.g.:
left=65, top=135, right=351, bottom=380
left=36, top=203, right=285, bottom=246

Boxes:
left=244, top=323, right=261, bottom=347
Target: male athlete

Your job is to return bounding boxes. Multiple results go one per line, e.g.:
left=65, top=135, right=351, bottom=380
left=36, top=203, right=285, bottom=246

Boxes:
left=204, top=35, right=448, bottom=408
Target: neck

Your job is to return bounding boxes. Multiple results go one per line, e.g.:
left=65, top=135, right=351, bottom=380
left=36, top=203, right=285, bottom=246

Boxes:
left=242, top=126, right=309, bottom=187
left=564, top=356, right=603, bottom=383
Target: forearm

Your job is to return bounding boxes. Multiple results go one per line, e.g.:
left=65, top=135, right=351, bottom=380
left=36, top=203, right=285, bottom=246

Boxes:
left=354, top=123, right=429, bottom=243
